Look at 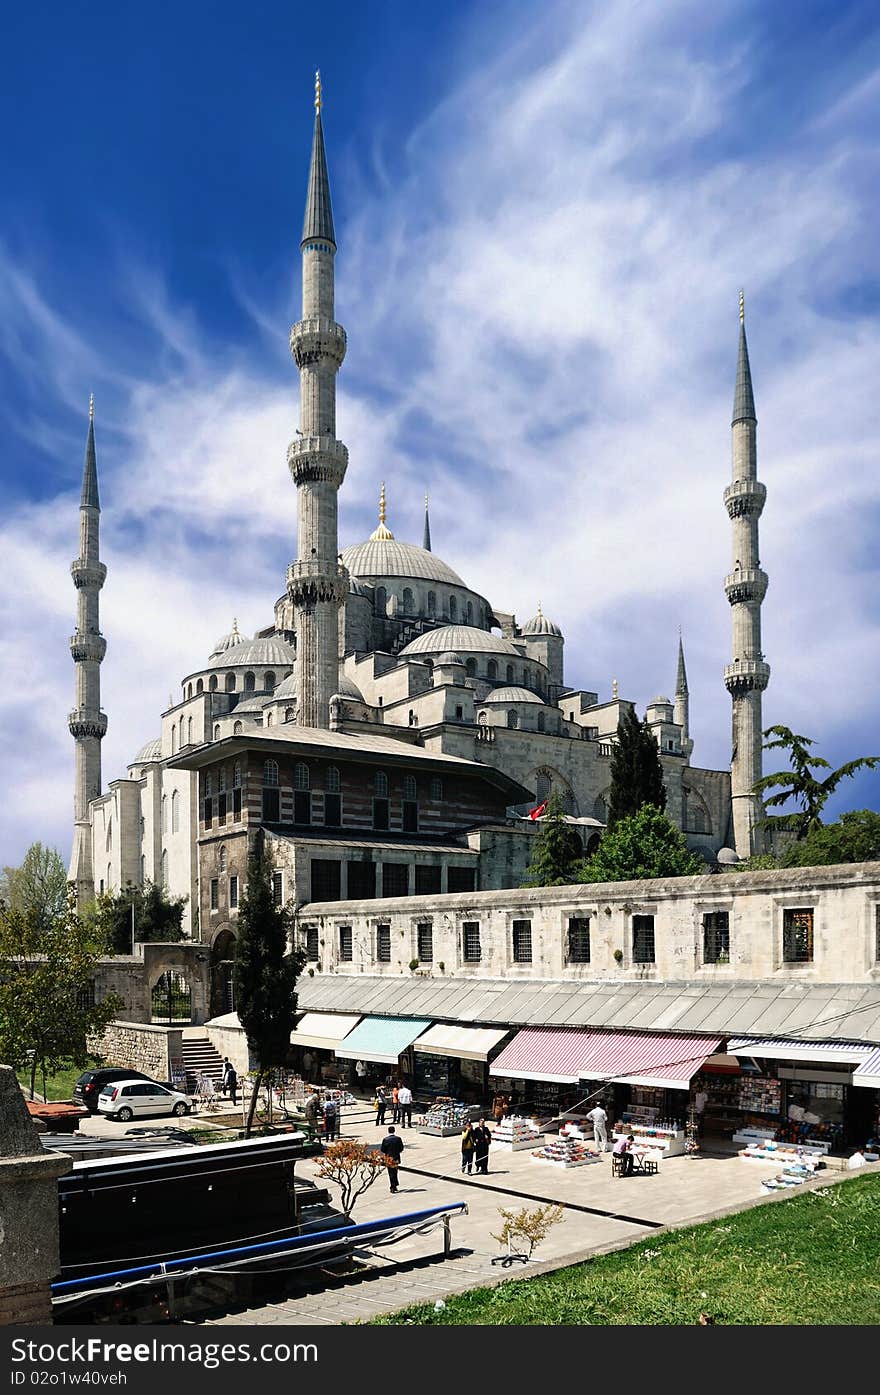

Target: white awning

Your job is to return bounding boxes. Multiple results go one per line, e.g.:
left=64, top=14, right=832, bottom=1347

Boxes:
left=413, top=1024, right=509, bottom=1063
left=290, top=1012, right=361, bottom=1051
left=727, top=1037, right=874, bottom=1066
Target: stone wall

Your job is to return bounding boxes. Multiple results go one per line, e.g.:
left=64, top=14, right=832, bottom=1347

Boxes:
left=89, top=1021, right=184, bottom=1082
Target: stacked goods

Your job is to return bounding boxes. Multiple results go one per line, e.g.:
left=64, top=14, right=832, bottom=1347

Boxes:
left=492, top=1115, right=543, bottom=1151
left=419, top=1100, right=471, bottom=1136
left=531, top=1136, right=601, bottom=1169
left=740, top=1141, right=824, bottom=1166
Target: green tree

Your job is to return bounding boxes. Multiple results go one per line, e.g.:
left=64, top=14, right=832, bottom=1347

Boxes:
left=1, top=842, right=68, bottom=932
left=577, top=805, right=705, bottom=884
left=606, top=707, right=667, bottom=828
left=233, top=833, right=305, bottom=1137
left=755, top=726, right=880, bottom=842
left=0, top=895, right=121, bottom=1098
left=779, top=809, right=880, bottom=868
left=522, top=795, right=583, bottom=887
left=93, top=880, right=187, bottom=954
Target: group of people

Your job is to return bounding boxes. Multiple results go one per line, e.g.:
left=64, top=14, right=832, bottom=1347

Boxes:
left=460, top=1118, right=492, bottom=1175
left=374, top=1082, right=413, bottom=1128
left=303, top=1088, right=342, bottom=1141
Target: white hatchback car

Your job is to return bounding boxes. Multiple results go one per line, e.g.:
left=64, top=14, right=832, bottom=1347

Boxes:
left=97, top=1078, right=191, bottom=1122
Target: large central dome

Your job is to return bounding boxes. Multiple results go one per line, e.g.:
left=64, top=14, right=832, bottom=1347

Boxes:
left=340, top=537, right=465, bottom=587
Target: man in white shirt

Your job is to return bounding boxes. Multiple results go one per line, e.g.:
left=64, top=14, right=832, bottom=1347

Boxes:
left=586, top=1103, right=608, bottom=1152
left=397, top=1083, right=413, bottom=1128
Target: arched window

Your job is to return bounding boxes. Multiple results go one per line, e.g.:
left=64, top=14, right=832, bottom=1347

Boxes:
left=219, top=846, right=227, bottom=873
left=285, top=707, right=294, bottom=721
left=171, top=726, right=177, bottom=755
left=465, top=658, right=477, bottom=677
left=233, top=720, right=242, bottom=735
left=326, top=766, right=340, bottom=793
left=265, top=712, right=273, bottom=726
left=105, top=818, right=112, bottom=852
left=478, top=711, right=488, bottom=725
left=430, top=776, right=443, bottom=801
left=205, top=775, right=213, bottom=797
left=218, top=767, right=227, bottom=792
left=375, top=586, right=387, bottom=615
left=196, top=678, right=204, bottom=694
left=537, top=711, right=546, bottom=732
left=402, top=587, right=414, bottom=613
left=171, top=790, right=179, bottom=833
left=225, top=674, right=236, bottom=692
left=187, top=716, right=193, bottom=745
left=506, top=664, right=514, bottom=683
left=427, top=591, right=436, bottom=617
left=186, top=683, right=193, bottom=700
left=448, top=595, right=457, bottom=621
left=161, top=849, right=168, bottom=887
left=487, top=660, right=497, bottom=681
left=107, top=863, right=112, bottom=890
left=161, top=795, right=167, bottom=833
left=294, top=762, right=310, bottom=790
left=213, top=724, right=221, bottom=740
left=244, top=671, right=255, bottom=692
left=209, top=675, right=218, bottom=692
left=233, top=762, right=241, bottom=788
left=374, top=771, right=388, bottom=797
left=404, top=775, right=417, bottom=800
left=263, top=760, right=279, bottom=786
left=523, top=669, right=530, bottom=688
left=264, top=671, right=276, bottom=691
left=507, top=709, right=519, bottom=729
left=466, top=600, right=473, bottom=624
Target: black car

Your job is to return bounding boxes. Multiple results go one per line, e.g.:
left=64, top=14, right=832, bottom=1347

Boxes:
left=73, top=1068, right=153, bottom=1112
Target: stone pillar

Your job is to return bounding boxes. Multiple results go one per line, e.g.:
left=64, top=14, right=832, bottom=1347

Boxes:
left=0, top=1067, right=71, bottom=1325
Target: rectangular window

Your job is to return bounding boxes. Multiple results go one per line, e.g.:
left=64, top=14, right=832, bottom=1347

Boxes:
left=512, top=919, right=532, bottom=963
left=304, top=925, right=319, bottom=962
left=632, top=914, right=655, bottom=964
left=262, top=788, right=280, bottom=822
left=324, top=792, right=342, bottom=827
left=347, top=860, right=376, bottom=900
left=339, top=925, right=353, bottom=962
left=376, top=923, right=391, bottom=963
left=702, top=911, right=730, bottom=963
left=232, top=788, right=242, bottom=819
left=462, top=921, right=481, bottom=963
left=75, top=981, right=96, bottom=1012
left=783, top=907, right=814, bottom=963
left=229, top=875, right=239, bottom=910
left=382, top=862, right=409, bottom=897
left=415, top=865, right=442, bottom=896
left=311, top=859, right=341, bottom=902
left=272, top=871, right=284, bottom=907
left=447, top=866, right=476, bottom=893
left=567, top=917, right=591, bottom=964
left=417, top=922, right=433, bottom=963
left=210, top=878, right=219, bottom=911
left=402, top=800, right=418, bottom=833
left=373, top=797, right=389, bottom=831
left=204, top=797, right=213, bottom=830
left=294, top=790, right=312, bottom=825
left=218, top=792, right=227, bottom=824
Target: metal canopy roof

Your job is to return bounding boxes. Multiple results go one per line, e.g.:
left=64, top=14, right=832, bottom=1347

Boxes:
left=297, top=976, right=880, bottom=1046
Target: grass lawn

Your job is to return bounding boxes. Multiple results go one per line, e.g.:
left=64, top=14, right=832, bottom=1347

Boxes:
left=372, top=1173, right=880, bottom=1326
left=16, top=1062, right=86, bottom=1102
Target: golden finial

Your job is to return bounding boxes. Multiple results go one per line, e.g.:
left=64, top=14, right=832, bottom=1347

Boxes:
left=379, top=480, right=386, bottom=525
left=739, top=289, right=745, bottom=325
left=89, top=393, right=94, bottom=422
left=232, top=617, right=240, bottom=638
left=612, top=677, right=619, bottom=701
left=370, top=481, right=395, bottom=541
left=314, top=69, right=322, bottom=114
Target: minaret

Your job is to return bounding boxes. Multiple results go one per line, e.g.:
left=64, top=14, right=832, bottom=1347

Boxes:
left=423, top=493, right=432, bottom=552
left=674, top=633, right=693, bottom=760
left=68, top=396, right=108, bottom=906
left=287, top=71, right=349, bottom=728
left=723, top=293, right=770, bottom=856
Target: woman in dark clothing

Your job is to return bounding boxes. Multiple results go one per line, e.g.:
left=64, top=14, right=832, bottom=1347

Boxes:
left=460, top=1122, right=476, bottom=1174
left=472, top=1118, right=492, bottom=1175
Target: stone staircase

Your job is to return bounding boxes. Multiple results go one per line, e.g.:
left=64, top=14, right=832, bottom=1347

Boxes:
left=180, top=1036, right=226, bottom=1093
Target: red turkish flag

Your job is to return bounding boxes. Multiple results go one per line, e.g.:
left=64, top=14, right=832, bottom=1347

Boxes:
left=528, top=799, right=548, bottom=821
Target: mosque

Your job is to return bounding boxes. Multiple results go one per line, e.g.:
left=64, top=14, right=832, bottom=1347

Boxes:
left=67, top=76, right=770, bottom=948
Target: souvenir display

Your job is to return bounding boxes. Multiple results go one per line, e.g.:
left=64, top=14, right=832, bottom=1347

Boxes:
left=492, top=1115, right=543, bottom=1151
left=531, top=1136, right=601, bottom=1168
left=737, top=1077, right=782, bottom=1113
left=612, top=1122, right=686, bottom=1157
left=739, top=1140, right=825, bottom=1165
left=419, top=1099, right=472, bottom=1136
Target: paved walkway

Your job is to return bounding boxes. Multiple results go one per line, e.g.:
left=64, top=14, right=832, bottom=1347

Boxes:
left=195, top=1105, right=855, bottom=1326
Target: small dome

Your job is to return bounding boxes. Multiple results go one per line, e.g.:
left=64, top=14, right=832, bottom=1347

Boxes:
left=434, top=651, right=466, bottom=667
left=335, top=671, right=366, bottom=702
left=207, top=636, right=297, bottom=669
left=272, top=671, right=298, bottom=700
left=231, top=695, right=269, bottom=715
left=400, top=625, right=522, bottom=658
left=484, top=686, right=545, bottom=704
left=522, top=605, right=562, bottom=637
left=649, top=695, right=672, bottom=707
left=131, top=737, right=162, bottom=764
left=716, top=847, right=740, bottom=865
left=209, top=621, right=249, bottom=658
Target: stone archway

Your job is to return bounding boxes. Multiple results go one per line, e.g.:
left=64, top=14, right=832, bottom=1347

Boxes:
left=531, top=766, right=579, bottom=815
left=210, top=926, right=237, bottom=1018
left=150, top=969, right=192, bottom=1024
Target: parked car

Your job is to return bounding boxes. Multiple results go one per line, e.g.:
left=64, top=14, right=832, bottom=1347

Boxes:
left=97, top=1079, right=192, bottom=1122
left=74, top=1068, right=153, bottom=1113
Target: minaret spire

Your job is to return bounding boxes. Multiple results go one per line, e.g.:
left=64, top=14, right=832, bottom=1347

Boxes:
left=288, top=75, right=348, bottom=728
left=723, top=295, right=769, bottom=855
left=68, top=397, right=108, bottom=907
left=674, top=632, right=693, bottom=759
left=423, top=492, right=432, bottom=551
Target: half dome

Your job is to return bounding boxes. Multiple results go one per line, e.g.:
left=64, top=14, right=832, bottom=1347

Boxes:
left=207, top=636, right=297, bottom=669
left=483, top=686, right=545, bottom=704
left=400, top=625, right=522, bottom=658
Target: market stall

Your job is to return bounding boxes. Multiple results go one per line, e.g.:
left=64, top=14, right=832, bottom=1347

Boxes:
left=412, top=1023, right=510, bottom=1101
left=488, top=1026, right=593, bottom=1123
left=289, top=1012, right=362, bottom=1088
left=335, top=1015, right=432, bottom=1087
left=727, top=1036, right=878, bottom=1150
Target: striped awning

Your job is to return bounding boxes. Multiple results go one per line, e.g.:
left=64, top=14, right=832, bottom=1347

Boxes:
left=578, top=1031, right=722, bottom=1090
left=489, top=1027, right=592, bottom=1084
left=852, top=1047, right=880, bottom=1090
left=727, top=1037, right=875, bottom=1066
left=413, top=1024, right=509, bottom=1063
left=289, top=1012, right=361, bottom=1051
left=335, top=1017, right=432, bottom=1066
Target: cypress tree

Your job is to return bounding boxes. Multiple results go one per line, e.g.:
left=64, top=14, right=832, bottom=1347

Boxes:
left=606, top=706, right=666, bottom=828
left=522, top=795, right=583, bottom=887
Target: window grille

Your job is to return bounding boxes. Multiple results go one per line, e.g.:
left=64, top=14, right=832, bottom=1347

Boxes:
left=512, top=920, right=532, bottom=963
left=567, top=917, right=591, bottom=963
left=702, top=911, right=730, bottom=963
left=783, top=908, right=814, bottom=963
left=339, top=925, right=353, bottom=962
left=462, top=921, right=481, bottom=963
left=376, top=924, right=391, bottom=963
left=417, top=922, right=433, bottom=963
left=632, top=914, right=655, bottom=964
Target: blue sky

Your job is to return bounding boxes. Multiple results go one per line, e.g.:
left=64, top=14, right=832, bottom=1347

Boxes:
left=1, top=0, right=879, bottom=863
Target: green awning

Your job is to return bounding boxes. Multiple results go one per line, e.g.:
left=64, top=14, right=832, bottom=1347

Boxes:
left=335, top=1016, right=432, bottom=1065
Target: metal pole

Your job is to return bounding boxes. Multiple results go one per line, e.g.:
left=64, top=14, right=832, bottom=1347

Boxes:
left=131, top=899, right=136, bottom=955
left=442, top=1214, right=451, bottom=1256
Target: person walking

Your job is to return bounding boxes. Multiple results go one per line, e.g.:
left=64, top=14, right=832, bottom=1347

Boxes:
left=304, top=1089, right=321, bottom=1136
left=391, top=1084, right=400, bottom=1124
left=397, top=1082, right=413, bottom=1128
left=460, top=1121, right=476, bottom=1174
left=381, top=1125, right=404, bottom=1193
left=472, top=1118, right=492, bottom=1175
left=323, top=1095, right=340, bottom=1142
left=375, top=1085, right=388, bottom=1127
left=220, top=1058, right=232, bottom=1097
left=224, top=1062, right=238, bottom=1106
left=586, top=1103, right=608, bottom=1153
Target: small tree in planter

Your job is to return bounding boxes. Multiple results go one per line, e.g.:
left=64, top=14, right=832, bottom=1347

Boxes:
left=315, top=1141, right=388, bottom=1218
left=491, top=1203, right=563, bottom=1263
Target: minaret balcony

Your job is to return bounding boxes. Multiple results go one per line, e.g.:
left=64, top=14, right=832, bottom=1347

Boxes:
left=68, top=707, right=108, bottom=739
left=70, top=559, right=107, bottom=589
left=290, top=317, right=347, bottom=370
left=723, top=479, right=766, bottom=519
left=69, top=632, right=107, bottom=663
left=286, top=559, right=349, bottom=607
left=723, top=568, right=768, bottom=605
left=724, top=659, right=770, bottom=695
left=287, top=435, right=348, bottom=487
